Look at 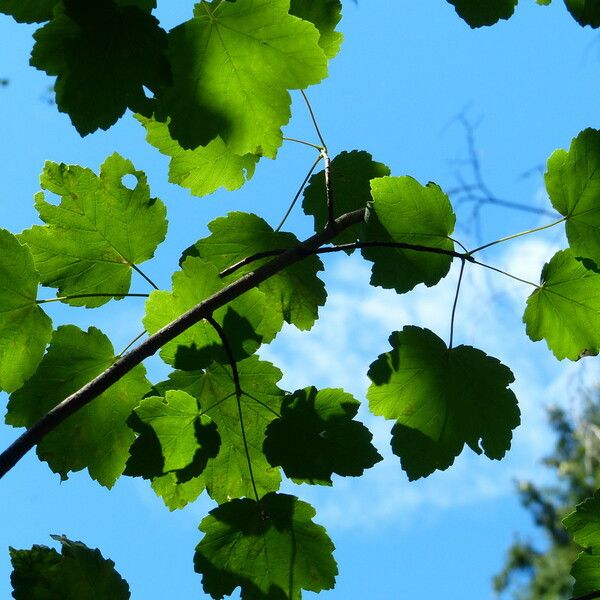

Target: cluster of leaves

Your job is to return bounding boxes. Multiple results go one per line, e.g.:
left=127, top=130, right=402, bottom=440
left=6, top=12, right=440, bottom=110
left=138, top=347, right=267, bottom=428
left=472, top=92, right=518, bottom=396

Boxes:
left=0, top=0, right=599, bottom=599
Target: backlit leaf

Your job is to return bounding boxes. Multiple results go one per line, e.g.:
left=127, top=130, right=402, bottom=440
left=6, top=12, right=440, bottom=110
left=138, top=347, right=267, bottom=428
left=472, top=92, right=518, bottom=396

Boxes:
left=0, top=0, right=56, bottom=23
left=185, top=212, right=326, bottom=330
left=302, top=150, right=390, bottom=247
left=10, top=535, right=130, bottom=600
left=545, top=128, right=600, bottom=266
left=143, top=256, right=280, bottom=370
left=138, top=115, right=259, bottom=197
left=157, top=0, right=328, bottom=155
left=20, top=154, right=167, bottom=307
left=30, top=0, right=169, bottom=134
left=6, top=325, right=150, bottom=487
left=523, top=248, right=600, bottom=360
left=0, top=229, right=52, bottom=392
left=195, top=493, right=337, bottom=599
left=264, top=387, right=382, bottom=485
left=289, top=0, right=343, bottom=59
left=367, top=326, right=520, bottom=480
left=564, top=491, right=600, bottom=596
left=362, top=176, right=456, bottom=293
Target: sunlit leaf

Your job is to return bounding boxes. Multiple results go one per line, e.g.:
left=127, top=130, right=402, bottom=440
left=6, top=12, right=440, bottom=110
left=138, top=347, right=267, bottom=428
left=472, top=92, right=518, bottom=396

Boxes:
left=195, top=493, right=337, bottom=599
left=20, top=154, right=167, bottom=307
left=10, top=535, right=130, bottom=600
left=157, top=0, right=328, bottom=155
left=564, top=490, right=600, bottom=596
left=138, top=115, right=259, bottom=197
left=0, top=229, right=52, bottom=392
left=523, top=249, right=600, bottom=360
left=30, top=0, right=169, bottom=134
left=264, top=387, right=382, bottom=485
left=184, top=212, right=326, bottom=330
left=289, top=0, right=343, bottom=58
left=6, top=325, right=150, bottom=487
left=546, top=128, right=600, bottom=266
left=367, top=326, right=520, bottom=480
left=362, top=176, right=456, bottom=293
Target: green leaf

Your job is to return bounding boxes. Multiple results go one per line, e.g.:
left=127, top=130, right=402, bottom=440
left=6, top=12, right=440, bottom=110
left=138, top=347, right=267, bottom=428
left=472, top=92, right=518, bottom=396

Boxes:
left=30, top=0, right=170, bottom=135
left=537, top=0, right=551, bottom=4
left=194, top=493, right=337, bottom=599
left=367, top=326, right=520, bottom=480
left=10, top=535, right=130, bottom=600
left=523, top=248, right=600, bottom=360
left=289, top=0, right=343, bottom=59
left=157, top=0, right=328, bottom=155
left=6, top=325, right=150, bottom=487
left=361, top=176, right=456, bottom=293
left=302, top=150, right=391, bottom=247
left=143, top=256, right=280, bottom=370
left=446, top=0, right=518, bottom=27
left=0, top=0, right=56, bottom=23
left=264, top=387, right=382, bottom=485
left=564, top=491, right=600, bottom=596
left=184, top=358, right=285, bottom=503
left=184, top=212, right=326, bottom=330
left=564, top=0, right=600, bottom=26
left=545, top=129, right=600, bottom=266
left=150, top=472, right=206, bottom=511
left=133, top=390, right=220, bottom=472
left=137, top=115, right=260, bottom=197
left=0, top=229, right=52, bottom=392
left=20, top=154, right=167, bottom=307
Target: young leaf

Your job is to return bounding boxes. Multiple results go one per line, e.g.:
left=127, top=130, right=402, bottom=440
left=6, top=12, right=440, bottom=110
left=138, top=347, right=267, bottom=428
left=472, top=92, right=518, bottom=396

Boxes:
left=263, top=387, right=382, bottom=485
left=563, top=491, right=600, bottom=596
left=184, top=212, right=326, bottom=330
left=20, top=154, right=167, bottom=307
left=10, top=535, right=130, bottom=599
left=194, top=493, right=337, bottom=599
left=523, top=248, right=600, bottom=360
left=545, top=128, right=600, bottom=266
left=446, top=0, right=518, bottom=27
left=367, top=326, right=520, bottom=480
left=30, top=0, right=170, bottom=134
left=6, top=325, right=151, bottom=487
left=0, top=229, right=52, bottom=392
left=564, top=0, right=600, bottom=27
left=138, top=115, right=260, bottom=197
left=362, top=176, right=456, bottom=293
left=289, top=0, right=343, bottom=59
left=143, top=256, right=280, bottom=370
left=0, top=0, right=56, bottom=23
left=302, top=150, right=391, bottom=247
left=156, top=0, right=328, bottom=155
left=133, top=390, right=220, bottom=473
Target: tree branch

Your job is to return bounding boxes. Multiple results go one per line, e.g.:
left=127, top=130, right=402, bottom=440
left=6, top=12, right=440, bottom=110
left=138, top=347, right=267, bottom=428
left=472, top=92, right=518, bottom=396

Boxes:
left=0, top=208, right=366, bottom=480
left=570, top=591, right=600, bottom=600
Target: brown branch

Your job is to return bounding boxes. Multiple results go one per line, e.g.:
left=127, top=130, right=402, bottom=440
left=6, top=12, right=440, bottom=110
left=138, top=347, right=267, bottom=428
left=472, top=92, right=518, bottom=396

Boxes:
left=0, top=208, right=366, bottom=480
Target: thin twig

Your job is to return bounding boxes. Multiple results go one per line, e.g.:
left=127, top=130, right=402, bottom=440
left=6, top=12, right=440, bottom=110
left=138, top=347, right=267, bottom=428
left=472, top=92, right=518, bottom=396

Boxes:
left=300, top=90, right=326, bottom=149
left=37, top=293, right=150, bottom=304
left=0, top=208, right=366, bottom=479
left=274, top=154, right=322, bottom=232
left=570, top=591, right=600, bottom=600
left=317, top=241, right=474, bottom=262
left=116, top=330, right=147, bottom=359
left=282, top=137, right=323, bottom=151
left=449, top=259, right=466, bottom=349
left=131, top=264, right=159, bottom=290
left=323, top=149, right=335, bottom=227
left=220, top=250, right=287, bottom=278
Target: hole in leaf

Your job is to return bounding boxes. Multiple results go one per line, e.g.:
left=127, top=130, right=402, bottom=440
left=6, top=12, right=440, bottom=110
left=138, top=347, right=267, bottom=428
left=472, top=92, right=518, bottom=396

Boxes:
left=121, top=174, right=138, bottom=189
left=142, top=85, right=154, bottom=100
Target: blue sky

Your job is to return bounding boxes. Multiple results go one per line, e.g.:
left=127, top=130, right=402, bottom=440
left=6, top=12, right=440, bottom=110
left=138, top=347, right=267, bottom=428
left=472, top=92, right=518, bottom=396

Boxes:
left=1, top=1, right=599, bottom=598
